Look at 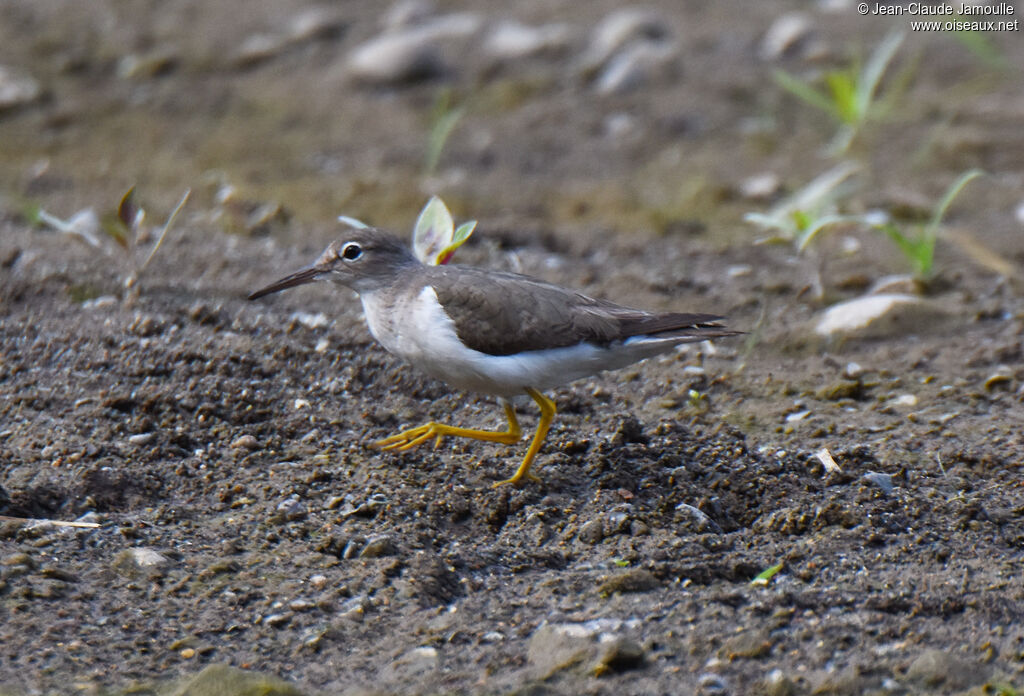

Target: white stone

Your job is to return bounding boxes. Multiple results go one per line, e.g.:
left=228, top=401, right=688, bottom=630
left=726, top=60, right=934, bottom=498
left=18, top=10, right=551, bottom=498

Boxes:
left=582, top=8, right=669, bottom=74
left=0, top=65, right=41, bottom=111
left=347, top=14, right=481, bottom=84
left=814, top=293, right=953, bottom=339
left=484, top=21, right=572, bottom=61
left=760, top=12, right=814, bottom=60
left=594, top=39, right=678, bottom=95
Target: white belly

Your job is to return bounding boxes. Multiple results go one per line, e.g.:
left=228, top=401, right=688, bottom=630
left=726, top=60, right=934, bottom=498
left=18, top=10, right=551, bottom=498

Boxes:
left=359, top=285, right=677, bottom=398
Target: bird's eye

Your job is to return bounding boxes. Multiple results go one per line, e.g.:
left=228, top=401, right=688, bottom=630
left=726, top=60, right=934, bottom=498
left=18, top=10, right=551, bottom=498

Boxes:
left=341, top=242, right=363, bottom=261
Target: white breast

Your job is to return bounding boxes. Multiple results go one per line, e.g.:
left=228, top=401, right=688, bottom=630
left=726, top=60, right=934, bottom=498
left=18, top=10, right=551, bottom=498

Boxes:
left=359, top=285, right=680, bottom=398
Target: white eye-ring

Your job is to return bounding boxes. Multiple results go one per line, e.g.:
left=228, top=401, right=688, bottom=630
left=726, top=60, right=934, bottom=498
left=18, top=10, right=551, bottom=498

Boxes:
left=341, top=242, right=363, bottom=261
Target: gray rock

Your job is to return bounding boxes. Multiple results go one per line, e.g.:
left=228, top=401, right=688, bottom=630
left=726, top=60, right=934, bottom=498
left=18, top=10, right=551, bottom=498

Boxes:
left=230, top=434, right=259, bottom=450
left=759, top=668, right=798, bottom=696
left=116, top=48, right=179, bottom=79
left=0, top=65, right=42, bottom=112
left=174, top=663, right=308, bottom=696
left=598, top=568, right=659, bottom=595
left=347, top=13, right=482, bottom=85
left=578, top=519, right=604, bottom=544
left=233, top=33, right=290, bottom=67
left=675, top=503, right=722, bottom=533
left=483, top=21, right=573, bottom=62
left=286, top=7, right=345, bottom=43
left=128, top=432, right=156, bottom=446
left=861, top=471, right=894, bottom=495
left=906, top=648, right=991, bottom=691
left=582, top=8, right=670, bottom=75
left=359, top=533, right=396, bottom=558
left=527, top=623, right=596, bottom=679
left=595, top=636, right=644, bottom=674
left=383, top=645, right=441, bottom=682
left=760, top=13, right=814, bottom=60
left=383, top=0, right=436, bottom=30
left=527, top=620, right=642, bottom=679
left=739, top=173, right=782, bottom=201
left=814, top=293, right=957, bottom=340
left=111, top=547, right=172, bottom=580
left=594, top=39, right=679, bottom=95
left=338, top=594, right=370, bottom=622
left=263, top=611, right=293, bottom=628
left=697, top=672, right=729, bottom=694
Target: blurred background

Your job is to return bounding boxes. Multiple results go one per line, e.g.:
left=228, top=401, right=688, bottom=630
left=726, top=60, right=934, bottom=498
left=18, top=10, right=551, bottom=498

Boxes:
left=1, top=0, right=1021, bottom=255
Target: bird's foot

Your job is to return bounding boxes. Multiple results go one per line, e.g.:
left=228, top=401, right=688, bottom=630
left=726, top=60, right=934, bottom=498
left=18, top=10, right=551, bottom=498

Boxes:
left=491, top=470, right=542, bottom=489
left=375, top=421, right=521, bottom=452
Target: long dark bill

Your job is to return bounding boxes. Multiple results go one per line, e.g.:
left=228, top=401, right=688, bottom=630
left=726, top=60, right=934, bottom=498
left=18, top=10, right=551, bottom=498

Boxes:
left=248, top=266, right=322, bottom=300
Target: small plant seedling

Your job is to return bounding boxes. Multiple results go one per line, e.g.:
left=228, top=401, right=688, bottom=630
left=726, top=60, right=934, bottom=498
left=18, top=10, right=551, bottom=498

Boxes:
left=686, top=389, right=709, bottom=414
left=106, top=187, right=192, bottom=297
left=744, top=162, right=861, bottom=254
left=951, top=21, right=1008, bottom=71
left=412, top=196, right=476, bottom=266
left=35, top=187, right=190, bottom=301
left=751, top=563, right=783, bottom=586
left=774, top=31, right=907, bottom=154
left=424, top=89, right=465, bottom=176
left=874, top=169, right=983, bottom=280
left=338, top=197, right=476, bottom=266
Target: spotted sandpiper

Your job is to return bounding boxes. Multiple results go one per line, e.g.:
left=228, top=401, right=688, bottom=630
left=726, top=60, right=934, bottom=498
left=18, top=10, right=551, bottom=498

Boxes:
left=249, top=224, right=738, bottom=487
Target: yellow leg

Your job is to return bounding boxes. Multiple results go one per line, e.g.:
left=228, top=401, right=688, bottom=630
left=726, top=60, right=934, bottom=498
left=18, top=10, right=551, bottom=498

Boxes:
left=493, top=388, right=557, bottom=488
left=375, top=402, right=522, bottom=452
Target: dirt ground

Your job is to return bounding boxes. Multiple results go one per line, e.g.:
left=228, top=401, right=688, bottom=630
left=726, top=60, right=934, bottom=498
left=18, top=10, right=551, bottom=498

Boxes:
left=2, top=1, right=1024, bottom=694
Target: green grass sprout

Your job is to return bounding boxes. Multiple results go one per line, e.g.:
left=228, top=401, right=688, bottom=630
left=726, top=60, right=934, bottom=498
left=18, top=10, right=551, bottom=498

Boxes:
left=38, top=186, right=190, bottom=301
left=774, top=31, right=907, bottom=154
left=744, top=162, right=861, bottom=253
left=874, top=169, right=983, bottom=280
left=751, top=563, right=783, bottom=586
left=951, top=21, right=1008, bottom=71
left=424, top=89, right=466, bottom=176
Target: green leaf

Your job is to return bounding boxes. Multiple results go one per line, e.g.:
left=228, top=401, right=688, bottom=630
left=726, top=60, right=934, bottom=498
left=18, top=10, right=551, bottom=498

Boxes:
left=413, top=196, right=455, bottom=265
left=101, top=215, right=131, bottom=250
left=927, top=169, right=984, bottom=236
left=751, top=563, right=783, bottom=586
left=424, top=96, right=465, bottom=176
left=795, top=214, right=861, bottom=253
left=825, top=71, right=858, bottom=124
left=882, top=222, right=932, bottom=277
left=436, top=220, right=477, bottom=265
left=857, top=31, right=905, bottom=118
left=140, top=188, right=190, bottom=271
left=117, top=186, right=144, bottom=234
left=773, top=69, right=837, bottom=117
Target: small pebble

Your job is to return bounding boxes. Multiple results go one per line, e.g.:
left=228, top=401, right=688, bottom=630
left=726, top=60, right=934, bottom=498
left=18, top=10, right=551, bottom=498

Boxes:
left=739, top=173, right=781, bottom=201
left=264, top=612, right=293, bottom=628
left=862, top=471, right=894, bottom=495
left=0, top=65, right=42, bottom=112
left=231, top=434, right=259, bottom=450
left=484, top=21, right=572, bottom=62
left=359, top=534, right=396, bottom=558
left=760, top=13, right=814, bottom=60
left=128, top=433, right=155, bottom=446
left=578, top=519, right=604, bottom=544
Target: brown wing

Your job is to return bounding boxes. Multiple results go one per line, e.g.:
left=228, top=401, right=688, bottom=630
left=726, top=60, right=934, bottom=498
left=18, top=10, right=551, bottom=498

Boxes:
left=427, top=265, right=736, bottom=356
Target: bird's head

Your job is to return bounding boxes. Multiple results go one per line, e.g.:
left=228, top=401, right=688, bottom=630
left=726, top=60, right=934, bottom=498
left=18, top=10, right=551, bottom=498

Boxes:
left=248, top=223, right=419, bottom=300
